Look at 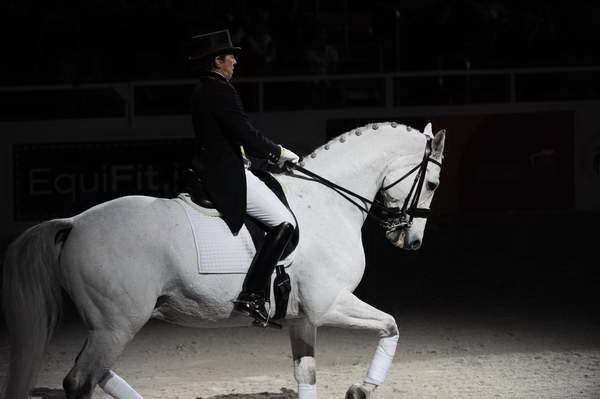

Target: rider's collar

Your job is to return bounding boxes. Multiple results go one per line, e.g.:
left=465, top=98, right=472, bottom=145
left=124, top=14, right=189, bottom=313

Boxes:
left=209, top=71, right=229, bottom=82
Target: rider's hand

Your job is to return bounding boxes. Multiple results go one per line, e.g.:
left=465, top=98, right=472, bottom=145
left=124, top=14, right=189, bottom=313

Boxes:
left=278, top=147, right=300, bottom=167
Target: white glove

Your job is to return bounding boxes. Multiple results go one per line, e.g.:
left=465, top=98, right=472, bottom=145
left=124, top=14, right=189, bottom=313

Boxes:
left=278, top=147, right=300, bottom=167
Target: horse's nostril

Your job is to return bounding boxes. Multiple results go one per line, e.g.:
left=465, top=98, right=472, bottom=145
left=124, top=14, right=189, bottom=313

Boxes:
left=411, top=240, right=421, bottom=249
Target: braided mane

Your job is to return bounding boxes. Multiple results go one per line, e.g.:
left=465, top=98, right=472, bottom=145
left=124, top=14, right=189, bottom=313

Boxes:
left=302, top=121, right=421, bottom=163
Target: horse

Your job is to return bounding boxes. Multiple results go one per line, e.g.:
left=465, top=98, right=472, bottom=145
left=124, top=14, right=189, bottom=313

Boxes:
left=2, top=121, right=446, bottom=399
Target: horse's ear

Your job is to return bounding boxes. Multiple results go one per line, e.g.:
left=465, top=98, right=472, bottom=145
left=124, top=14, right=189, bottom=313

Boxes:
left=432, top=129, right=446, bottom=159
left=423, top=123, right=433, bottom=138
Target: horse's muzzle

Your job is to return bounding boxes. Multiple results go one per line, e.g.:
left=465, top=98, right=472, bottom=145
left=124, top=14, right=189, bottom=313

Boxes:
left=386, top=227, right=422, bottom=250
left=385, top=228, right=406, bottom=248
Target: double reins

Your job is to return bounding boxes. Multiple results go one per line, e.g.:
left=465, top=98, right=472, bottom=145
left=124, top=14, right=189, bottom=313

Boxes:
left=285, top=136, right=442, bottom=231
left=286, top=163, right=392, bottom=226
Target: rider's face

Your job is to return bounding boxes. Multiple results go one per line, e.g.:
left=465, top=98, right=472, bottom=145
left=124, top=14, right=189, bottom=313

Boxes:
left=214, top=54, right=237, bottom=80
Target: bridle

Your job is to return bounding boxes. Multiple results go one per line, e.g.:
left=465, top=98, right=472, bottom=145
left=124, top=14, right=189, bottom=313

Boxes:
left=379, top=137, right=442, bottom=232
left=286, top=136, right=442, bottom=234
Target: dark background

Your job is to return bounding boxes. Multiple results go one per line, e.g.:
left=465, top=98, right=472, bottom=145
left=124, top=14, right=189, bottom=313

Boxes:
left=1, top=0, right=600, bottom=326
left=1, top=0, right=600, bottom=84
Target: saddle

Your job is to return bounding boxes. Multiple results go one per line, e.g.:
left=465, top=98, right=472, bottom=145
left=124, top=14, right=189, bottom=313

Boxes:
left=183, top=167, right=298, bottom=320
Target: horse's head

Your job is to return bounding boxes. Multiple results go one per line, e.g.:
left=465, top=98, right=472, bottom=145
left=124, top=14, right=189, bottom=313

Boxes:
left=379, top=124, right=445, bottom=250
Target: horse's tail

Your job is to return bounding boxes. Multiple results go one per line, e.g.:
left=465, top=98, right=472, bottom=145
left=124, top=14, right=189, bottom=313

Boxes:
left=2, top=218, right=73, bottom=399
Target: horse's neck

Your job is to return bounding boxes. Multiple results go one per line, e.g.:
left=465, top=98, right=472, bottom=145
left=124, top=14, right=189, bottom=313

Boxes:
left=297, top=124, right=423, bottom=222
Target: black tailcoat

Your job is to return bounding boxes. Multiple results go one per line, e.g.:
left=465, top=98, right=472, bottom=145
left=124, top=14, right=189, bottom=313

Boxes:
left=191, top=72, right=281, bottom=234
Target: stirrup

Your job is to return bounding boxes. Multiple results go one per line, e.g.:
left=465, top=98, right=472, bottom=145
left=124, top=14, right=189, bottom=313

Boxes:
left=250, top=301, right=282, bottom=329
left=233, top=295, right=281, bottom=329
left=252, top=318, right=282, bottom=329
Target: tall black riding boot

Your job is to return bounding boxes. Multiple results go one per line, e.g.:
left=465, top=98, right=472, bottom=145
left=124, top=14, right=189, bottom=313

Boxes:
left=233, top=221, right=295, bottom=327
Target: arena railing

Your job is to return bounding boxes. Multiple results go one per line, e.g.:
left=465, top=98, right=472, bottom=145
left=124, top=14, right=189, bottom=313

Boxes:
left=0, top=66, right=599, bottom=123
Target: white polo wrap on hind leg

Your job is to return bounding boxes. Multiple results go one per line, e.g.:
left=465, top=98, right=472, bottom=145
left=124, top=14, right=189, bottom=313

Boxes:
left=99, top=370, right=143, bottom=399
left=364, top=334, right=399, bottom=385
left=298, top=383, right=317, bottom=399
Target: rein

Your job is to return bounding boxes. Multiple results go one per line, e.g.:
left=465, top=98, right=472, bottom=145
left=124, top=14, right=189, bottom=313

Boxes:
left=287, top=163, right=392, bottom=226
left=286, top=137, right=442, bottom=232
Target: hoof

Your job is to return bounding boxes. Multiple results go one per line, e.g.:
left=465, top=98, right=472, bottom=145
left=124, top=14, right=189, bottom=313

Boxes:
left=345, top=383, right=370, bottom=399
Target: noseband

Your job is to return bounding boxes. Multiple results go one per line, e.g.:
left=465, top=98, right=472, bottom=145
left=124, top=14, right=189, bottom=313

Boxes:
left=287, top=136, right=442, bottom=234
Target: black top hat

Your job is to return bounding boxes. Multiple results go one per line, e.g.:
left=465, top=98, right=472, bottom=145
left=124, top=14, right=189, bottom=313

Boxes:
left=188, top=29, right=241, bottom=62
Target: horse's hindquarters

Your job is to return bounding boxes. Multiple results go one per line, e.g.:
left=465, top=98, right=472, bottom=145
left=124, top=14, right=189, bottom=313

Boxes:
left=59, top=196, right=186, bottom=329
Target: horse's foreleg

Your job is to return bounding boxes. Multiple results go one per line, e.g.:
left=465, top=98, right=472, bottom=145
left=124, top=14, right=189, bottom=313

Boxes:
left=317, top=290, right=399, bottom=399
left=289, top=318, right=317, bottom=399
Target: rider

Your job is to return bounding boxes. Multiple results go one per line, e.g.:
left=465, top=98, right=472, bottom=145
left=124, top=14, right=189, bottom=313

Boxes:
left=187, top=29, right=299, bottom=326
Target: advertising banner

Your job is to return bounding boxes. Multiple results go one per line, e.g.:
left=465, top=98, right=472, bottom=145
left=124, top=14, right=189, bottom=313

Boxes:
left=13, top=139, right=194, bottom=220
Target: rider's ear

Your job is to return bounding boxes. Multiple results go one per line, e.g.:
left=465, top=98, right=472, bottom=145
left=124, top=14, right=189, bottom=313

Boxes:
left=213, top=55, right=224, bottom=68
left=432, top=129, right=446, bottom=159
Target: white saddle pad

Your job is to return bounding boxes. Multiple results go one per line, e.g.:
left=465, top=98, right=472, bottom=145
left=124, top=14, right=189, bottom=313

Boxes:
left=174, top=194, right=256, bottom=274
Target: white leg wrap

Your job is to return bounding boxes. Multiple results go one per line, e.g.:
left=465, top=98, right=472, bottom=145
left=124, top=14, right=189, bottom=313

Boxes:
left=99, top=370, right=143, bottom=399
left=364, top=334, right=399, bottom=386
left=298, top=383, right=317, bottom=399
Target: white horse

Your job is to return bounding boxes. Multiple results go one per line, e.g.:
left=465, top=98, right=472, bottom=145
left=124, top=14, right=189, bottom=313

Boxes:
left=2, top=122, right=445, bottom=399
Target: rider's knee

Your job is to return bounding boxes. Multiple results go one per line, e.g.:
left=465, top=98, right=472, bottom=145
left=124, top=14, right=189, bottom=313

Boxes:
left=282, top=211, right=297, bottom=230
left=276, top=220, right=296, bottom=237
left=282, top=220, right=296, bottom=231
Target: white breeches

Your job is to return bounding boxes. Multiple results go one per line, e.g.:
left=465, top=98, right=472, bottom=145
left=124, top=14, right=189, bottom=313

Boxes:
left=245, top=169, right=296, bottom=265
left=245, top=169, right=296, bottom=229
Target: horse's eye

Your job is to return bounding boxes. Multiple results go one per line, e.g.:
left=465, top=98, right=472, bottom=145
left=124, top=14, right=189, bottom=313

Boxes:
left=427, top=181, right=438, bottom=191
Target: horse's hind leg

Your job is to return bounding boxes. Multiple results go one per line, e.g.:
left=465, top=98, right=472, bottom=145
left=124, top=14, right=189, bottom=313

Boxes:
left=98, top=370, right=142, bottom=399
left=289, top=318, right=317, bottom=399
left=63, top=328, right=142, bottom=399
left=316, top=290, right=399, bottom=399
